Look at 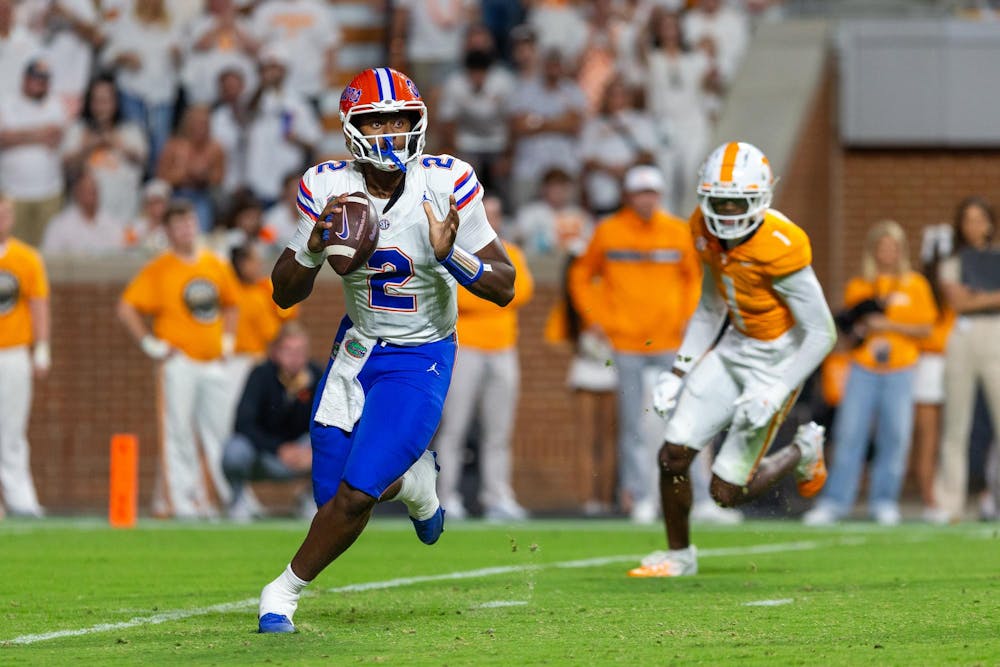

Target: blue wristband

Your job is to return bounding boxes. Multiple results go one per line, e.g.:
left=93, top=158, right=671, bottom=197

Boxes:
left=439, top=245, right=484, bottom=286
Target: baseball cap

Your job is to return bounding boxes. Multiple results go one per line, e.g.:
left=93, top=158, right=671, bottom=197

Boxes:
left=624, top=165, right=664, bottom=193
left=258, top=43, right=290, bottom=68
left=143, top=179, right=172, bottom=200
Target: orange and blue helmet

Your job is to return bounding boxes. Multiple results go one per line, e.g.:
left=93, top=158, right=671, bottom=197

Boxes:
left=339, top=67, right=427, bottom=172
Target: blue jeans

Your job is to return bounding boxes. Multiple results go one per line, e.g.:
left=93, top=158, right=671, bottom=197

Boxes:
left=613, top=350, right=675, bottom=505
left=119, top=90, right=175, bottom=175
left=819, top=363, right=915, bottom=517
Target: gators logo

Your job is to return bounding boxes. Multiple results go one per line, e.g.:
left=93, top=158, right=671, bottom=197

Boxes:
left=344, top=339, right=367, bottom=358
left=341, top=85, right=362, bottom=105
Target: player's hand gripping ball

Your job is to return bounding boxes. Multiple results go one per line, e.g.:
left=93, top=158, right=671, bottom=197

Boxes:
left=317, top=192, right=380, bottom=275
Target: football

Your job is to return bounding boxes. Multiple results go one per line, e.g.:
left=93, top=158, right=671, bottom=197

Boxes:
left=323, top=192, right=380, bottom=275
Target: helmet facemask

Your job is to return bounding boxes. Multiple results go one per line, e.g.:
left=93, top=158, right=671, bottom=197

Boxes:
left=698, top=188, right=773, bottom=240
left=343, top=104, right=427, bottom=172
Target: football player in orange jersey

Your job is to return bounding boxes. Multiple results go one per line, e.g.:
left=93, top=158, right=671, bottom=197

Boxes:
left=628, top=142, right=837, bottom=577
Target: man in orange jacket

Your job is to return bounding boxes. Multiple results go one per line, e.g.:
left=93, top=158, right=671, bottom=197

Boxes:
left=433, top=196, right=535, bottom=520
left=569, top=165, right=701, bottom=522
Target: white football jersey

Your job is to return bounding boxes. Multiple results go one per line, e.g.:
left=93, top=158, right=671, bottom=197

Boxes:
left=288, top=155, right=496, bottom=345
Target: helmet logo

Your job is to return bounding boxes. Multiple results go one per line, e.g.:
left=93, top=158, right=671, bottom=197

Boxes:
left=404, top=78, right=420, bottom=99
left=341, top=85, right=362, bottom=105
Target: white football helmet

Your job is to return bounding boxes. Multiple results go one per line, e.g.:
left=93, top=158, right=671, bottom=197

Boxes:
left=696, top=142, right=774, bottom=240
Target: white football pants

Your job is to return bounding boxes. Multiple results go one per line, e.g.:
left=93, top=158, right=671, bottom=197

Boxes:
left=433, top=346, right=520, bottom=511
left=0, top=345, right=43, bottom=514
left=153, top=353, right=233, bottom=517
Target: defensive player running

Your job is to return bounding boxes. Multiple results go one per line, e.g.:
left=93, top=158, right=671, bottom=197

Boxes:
left=256, top=67, right=515, bottom=632
left=628, top=142, right=837, bottom=578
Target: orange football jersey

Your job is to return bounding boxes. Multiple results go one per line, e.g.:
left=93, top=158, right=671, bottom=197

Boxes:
left=689, top=208, right=812, bottom=341
left=122, top=250, right=239, bottom=361
left=234, top=277, right=299, bottom=356
left=0, top=238, right=49, bottom=349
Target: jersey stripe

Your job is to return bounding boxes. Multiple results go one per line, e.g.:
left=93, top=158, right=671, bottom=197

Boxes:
left=453, top=170, right=473, bottom=191
left=297, top=198, right=319, bottom=221
left=455, top=183, right=481, bottom=210
left=299, top=178, right=313, bottom=199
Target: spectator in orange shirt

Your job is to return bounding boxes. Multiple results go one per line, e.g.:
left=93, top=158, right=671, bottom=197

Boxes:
left=117, top=201, right=239, bottom=519
left=432, top=195, right=534, bottom=520
left=804, top=221, right=937, bottom=526
left=0, top=195, right=50, bottom=518
left=569, top=165, right=700, bottom=523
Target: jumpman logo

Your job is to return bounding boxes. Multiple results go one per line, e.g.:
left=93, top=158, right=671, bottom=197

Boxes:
left=426, top=362, right=440, bottom=376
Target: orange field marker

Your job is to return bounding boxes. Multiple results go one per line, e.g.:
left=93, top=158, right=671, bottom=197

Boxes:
left=109, top=434, right=138, bottom=528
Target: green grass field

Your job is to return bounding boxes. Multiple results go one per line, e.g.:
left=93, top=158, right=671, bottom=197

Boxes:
left=1, top=517, right=998, bottom=665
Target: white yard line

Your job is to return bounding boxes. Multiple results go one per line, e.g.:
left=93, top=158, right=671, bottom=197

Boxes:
left=3, top=537, right=864, bottom=646
left=743, top=598, right=794, bottom=607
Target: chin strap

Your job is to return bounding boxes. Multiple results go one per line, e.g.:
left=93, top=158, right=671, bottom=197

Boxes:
left=377, top=136, right=407, bottom=173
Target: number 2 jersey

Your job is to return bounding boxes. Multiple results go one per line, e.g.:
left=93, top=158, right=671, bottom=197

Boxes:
left=287, top=155, right=496, bottom=345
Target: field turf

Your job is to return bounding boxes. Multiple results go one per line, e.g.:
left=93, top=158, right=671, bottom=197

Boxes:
left=1, top=517, right=998, bottom=665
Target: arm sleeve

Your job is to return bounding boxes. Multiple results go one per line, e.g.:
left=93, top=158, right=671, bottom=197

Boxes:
left=121, top=265, right=160, bottom=314
left=772, top=266, right=838, bottom=390
left=673, top=265, right=728, bottom=374
left=234, top=366, right=284, bottom=454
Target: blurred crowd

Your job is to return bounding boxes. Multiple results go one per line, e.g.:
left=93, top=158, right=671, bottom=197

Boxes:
left=0, top=0, right=997, bottom=525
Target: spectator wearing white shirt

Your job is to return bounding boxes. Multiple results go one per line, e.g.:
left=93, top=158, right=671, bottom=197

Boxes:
left=18, top=0, right=103, bottom=118
left=580, top=77, right=657, bottom=217
left=251, top=0, right=340, bottom=107
left=683, top=0, right=749, bottom=87
left=41, top=169, right=125, bottom=256
left=245, top=44, right=321, bottom=207
left=507, top=50, right=587, bottom=208
left=0, top=59, right=66, bottom=247
left=526, top=0, right=589, bottom=65
left=640, top=8, right=716, bottom=212
left=515, top=168, right=592, bottom=258
left=125, top=178, right=171, bottom=256
left=0, top=0, right=42, bottom=98
left=62, top=75, right=148, bottom=222
left=102, top=0, right=181, bottom=173
left=262, top=173, right=303, bottom=255
left=437, top=27, right=517, bottom=204
left=211, top=67, right=252, bottom=196
left=182, top=0, right=259, bottom=105
left=390, top=0, right=479, bottom=90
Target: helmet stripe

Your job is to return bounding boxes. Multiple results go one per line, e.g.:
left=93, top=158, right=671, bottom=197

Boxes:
left=384, top=68, right=397, bottom=100
left=719, top=141, right=740, bottom=182
left=373, top=68, right=395, bottom=102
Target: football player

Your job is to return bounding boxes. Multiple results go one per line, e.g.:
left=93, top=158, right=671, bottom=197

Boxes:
left=628, top=141, right=837, bottom=578
left=256, top=67, right=516, bottom=632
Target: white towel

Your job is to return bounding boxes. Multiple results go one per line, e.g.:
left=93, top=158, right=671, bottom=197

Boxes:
left=314, top=327, right=375, bottom=431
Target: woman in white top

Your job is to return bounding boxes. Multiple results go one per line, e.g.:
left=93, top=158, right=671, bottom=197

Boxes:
left=62, top=75, right=148, bottom=221
left=579, top=77, right=656, bottom=217
left=639, top=9, right=717, bottom=212
left=102, top=0, right=180, bottom=173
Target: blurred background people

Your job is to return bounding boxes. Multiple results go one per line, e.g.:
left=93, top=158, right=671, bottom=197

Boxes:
left=389, top=0, right=479, bottom=91
left=433, top=195, right=534, bottom=520
left=41, top=169, right=125, bottom=256
left=0, top=195, right=49, bottom=518
left=157, top=104, right=226, bottom=232
left=62, top=74, right=148, bottom=221
left=514, top=167, right=592, bottom=258
left=804, top=221, right=936, bottom=526
left=101, top=0, right=180, bottom=173
left=568, top=165, right=700, bottom=523
left=124, top=178, right=172, bottom=255
left=222, top=321, right=318, bottom=521
left=931, top=196, right=1000, bottom=523
left=507, top=49, right=586, bottom=208
left=579, top=77, right=656, bottom=217
left=0, top=59, right=65, bottom=247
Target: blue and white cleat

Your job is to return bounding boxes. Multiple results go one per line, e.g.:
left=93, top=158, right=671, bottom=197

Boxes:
left=411, top=505, right=446, bottom=545
left=402, top=450, right=446, bottom=545
left=258, top=613, right=296, bottom=633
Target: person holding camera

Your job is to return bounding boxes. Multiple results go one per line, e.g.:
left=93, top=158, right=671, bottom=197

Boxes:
left=803, top=221, right=937, bottom=526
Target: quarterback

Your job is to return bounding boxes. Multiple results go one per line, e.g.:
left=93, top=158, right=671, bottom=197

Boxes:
left=256, top=67, right=515, bottom=632
left=629, top=142, right=837, bottom=577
